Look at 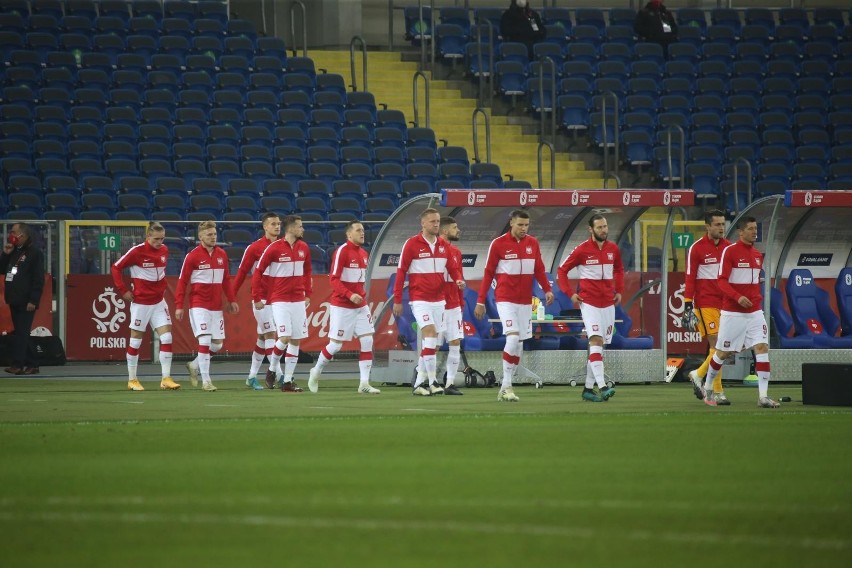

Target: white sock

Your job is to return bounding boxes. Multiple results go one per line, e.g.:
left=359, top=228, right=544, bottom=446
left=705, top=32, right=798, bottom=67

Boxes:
left=445, top=344, right=461, bottom=387
left=315, top=341, right=342, bottom=374
left=358, top=335, right=373, bottom=385
left=421, top=336, right=438, bottom=384
left=589, top=345, right=605, bottom=389
left=502, top=334, right=520, bottom=389
left=755, top=352, right=770, bottom=399
left=158, top=332, right=173, bottom=378
left=197, top=336, right=212, bottom=383
left=414, top=357, right=426, bottom=387
left=283, top=343, right=299, bottom=381
left=126, top=336, right=142, bottom=380
left=249, top=339, right=265, bottom=377
left=270, top=339, right=286, bottom=373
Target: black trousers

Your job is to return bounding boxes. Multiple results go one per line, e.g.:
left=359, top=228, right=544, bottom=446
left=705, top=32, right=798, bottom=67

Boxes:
left=9, top=304, right=36, bottom=368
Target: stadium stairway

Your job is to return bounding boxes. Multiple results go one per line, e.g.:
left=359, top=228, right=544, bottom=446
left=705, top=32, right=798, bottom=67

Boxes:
left=308, top=50, right=603, bottom=188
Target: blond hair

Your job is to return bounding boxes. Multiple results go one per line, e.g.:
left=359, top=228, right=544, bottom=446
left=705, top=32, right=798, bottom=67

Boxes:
left=197, top=220, right=217, bottom=235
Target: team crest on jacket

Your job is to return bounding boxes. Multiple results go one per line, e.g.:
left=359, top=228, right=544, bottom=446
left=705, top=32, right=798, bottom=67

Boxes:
left=525, top=246, right=532, bottom=254
left=438, top=246, right=445, bottom=253
left=160, top=256, right=166, bottom=262
left=217, top=257, right=223, bottom=265
left=299, top=250, right=305, bottom=258
left=607, top=253, right=614, bottom=260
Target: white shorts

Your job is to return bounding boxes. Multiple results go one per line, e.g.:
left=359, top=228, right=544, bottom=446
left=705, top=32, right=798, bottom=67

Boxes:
left=442, top=306, right=464, bottom=342
left=410, top=300, right=445, bottom=333
left=129, top=299, right=172, bottom=332
left=580, top=303, right=615, bottom=345
left=328, top=304, right=374, bottom=342
left=715, top=310, right=768, bottom=352
left=271, top=301, right=308, bottom=340
left=189, top=308, right=225, bottom=339
left=253, top=302, right=275, bottom=335
left=496, top=301, right=533, bottom=341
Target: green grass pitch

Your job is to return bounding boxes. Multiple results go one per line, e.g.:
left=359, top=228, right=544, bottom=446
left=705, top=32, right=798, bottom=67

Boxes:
left=1, top=379, right=850, bottom=568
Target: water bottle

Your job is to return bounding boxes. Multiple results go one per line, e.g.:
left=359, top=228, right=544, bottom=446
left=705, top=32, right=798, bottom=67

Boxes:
left=536, top=302, right=545, bottom=322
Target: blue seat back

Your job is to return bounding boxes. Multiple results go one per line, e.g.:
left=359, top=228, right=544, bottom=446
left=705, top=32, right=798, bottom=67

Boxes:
left=836, top=268, right=852, bottom=336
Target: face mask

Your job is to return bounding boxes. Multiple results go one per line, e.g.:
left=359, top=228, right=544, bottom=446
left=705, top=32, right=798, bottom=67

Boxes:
left=7, top=234, right=19, bottom=247
left=516, top=0, right=527, bottom=8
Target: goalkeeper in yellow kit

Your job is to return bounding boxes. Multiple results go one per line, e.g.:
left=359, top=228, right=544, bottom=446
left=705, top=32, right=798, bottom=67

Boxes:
left=682, top=210, right=732, bottom=406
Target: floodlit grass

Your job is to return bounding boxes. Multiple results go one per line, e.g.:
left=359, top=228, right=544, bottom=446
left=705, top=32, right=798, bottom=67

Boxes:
left=1, top=379, right=850, bottom=568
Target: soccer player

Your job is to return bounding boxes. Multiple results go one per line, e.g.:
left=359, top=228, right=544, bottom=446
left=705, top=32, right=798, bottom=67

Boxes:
left=174, top=221, right=239, bottom=392
left=556, top=214, right=624, bottom=403
left=307, top=220, right=381, bottom=395
left=683, top=209, right=732, bottom=406
left=438, top=216, right=465, bottom=395
left=393, top=208, right=465, bottom=397
left=704, top=216, right=780, bottom=408
left=474, top=210, right=553, bottom=402
left=232, top=212, right=281, bottom=391
left=252, top=214, right=312, bottom=393
left=110, top=222, right=179, bottom=392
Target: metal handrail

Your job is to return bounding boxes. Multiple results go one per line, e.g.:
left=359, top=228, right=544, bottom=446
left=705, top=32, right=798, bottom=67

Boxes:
left=418, top=0, right=428, bottom=72
left=537, top=56, right=556, bottom=146
left=474, top=20, right=494, bottom=108
left=388, top=0, right=394, bottom=50
left=664, top=124, right=685, bottom=190
left=472, top=107, right=491, bottom=164
left=732, top=157, right=753, bottom=213
left=600, top=91, right=620, bottom=186
left=430, top=4, right=436, bottom=72
left=603, top=173, right=622, bottom=189
left=289, top=1, right=307, bottom=57
left=413, top=71, right=430, bottom=128
left=349, top=36, right=368, bottom=92
left=537, top=141, right=555, bottom=189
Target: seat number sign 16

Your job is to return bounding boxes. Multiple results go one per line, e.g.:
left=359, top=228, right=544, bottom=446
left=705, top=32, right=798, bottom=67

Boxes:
left=98, top=233, right=121, bottom=252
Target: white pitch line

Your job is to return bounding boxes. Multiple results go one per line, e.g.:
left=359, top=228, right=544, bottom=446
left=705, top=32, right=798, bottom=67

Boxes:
left=401, top=408, right=437, bottom=412
left=7, top=399, right=48, bottom=403
left=204, top=404, right=238, bottom=408
left=112, top=401, right=144, bottom=405
left=0, top=509, right=846, bottom=552
left=309, top=406, right=335, bottom=409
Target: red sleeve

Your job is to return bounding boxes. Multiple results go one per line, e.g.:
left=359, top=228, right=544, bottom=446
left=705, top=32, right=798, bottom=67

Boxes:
left=222, top=251, right=236, bottom=303
left=447, top=243, right=463, bottom=283
left=456, top=250, right=465, bottom=307
left=303, top=243, right=313, bottom=297
left=477, top=239, right=499, bottom=304
left=715, top=246, right=739, bottom=302
left=393, top=239, right=412, bottom=303
left=174, top=252, right=192, bottom=310
left=557, top=246, right=581, bottom=296
left=613, top=246, right=624, bottom=295
left=534, top=241, right=551, bottom=292
left=251, top=246, right=272, bottom=303
left=110, top=248, right=133, bottom=296
left=683, top=240, right=699, bottom=301
left=232, top=244, right=255, bottom=294
left=330, top=246, right=357, bottom=299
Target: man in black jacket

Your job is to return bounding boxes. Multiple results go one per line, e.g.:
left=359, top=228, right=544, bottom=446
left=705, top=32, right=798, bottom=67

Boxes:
left=634, top=0, right=679, bottom=52
left=500, top=0, right=546, bottom=59
left=1, top=223, right=45, bottom=375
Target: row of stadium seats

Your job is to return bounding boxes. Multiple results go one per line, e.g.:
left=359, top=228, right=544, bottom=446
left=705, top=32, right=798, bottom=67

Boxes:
left=771, top=268, right=852, bottom=348
left=0, top=1, right=231, bottom=25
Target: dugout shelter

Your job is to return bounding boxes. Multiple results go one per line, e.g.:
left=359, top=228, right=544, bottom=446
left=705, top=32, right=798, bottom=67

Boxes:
left=366, top=189, right=697, bottom=385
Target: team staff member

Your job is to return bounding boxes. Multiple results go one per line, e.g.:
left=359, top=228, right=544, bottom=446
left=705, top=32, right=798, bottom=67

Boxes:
left=252, top=215, right=312, bottom=393
left=1, top=223, right=45, bottom=375
left=175, top=221, right=239, bottom=392
left=557, top=214, right=624, bottom=403
left=475, top=210, right=553, bottom=402
left=683, top=210, right=732, bottom=406
left=308, top=220, right=381, bottom=395
left=393, top=208, right=465, bottom=396
left=704, top=217, right=780, bottom=408
left=233, top=212, right=281, bottom=391
left=111, top=222, right=179, bottom=391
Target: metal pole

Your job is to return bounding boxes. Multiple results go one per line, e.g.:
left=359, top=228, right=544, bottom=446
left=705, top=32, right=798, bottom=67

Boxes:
left=537, top=141, right=555, bottom=188
left=413, top=71, right=430, bottom=129
left=388, top=0, right=394, bottom=50
left=418, top=0, right=426, bottom=72
left=349, top=36, right=368, bottom=92
left=289, top=0, right=307, bottom=57
left=472, top=108, right=491, bottom=164
left=732, top=157, right=753, bottom=213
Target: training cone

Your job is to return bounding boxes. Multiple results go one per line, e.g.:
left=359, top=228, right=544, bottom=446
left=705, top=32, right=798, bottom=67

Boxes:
left=743, top=373, right=759, bottom=387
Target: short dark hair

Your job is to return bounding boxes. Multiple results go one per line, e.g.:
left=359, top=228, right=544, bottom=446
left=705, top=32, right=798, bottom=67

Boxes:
left=281, top=214, right=302, bottom=231
left=440, top=216, right=457, bottom=228
left=12, top=222, right=32, bottom=240
left=588, top=213, right=606, bottom=227
left=704, top=209, right=725, bottom=225
left=147, top=221, right=165, bottom=234
left=260, top=212, right=279, bottom=223
left=420, top=208, right=440, bottom=219
left=510, top=210, right=529, bottom=220
left=344, top=220, right=363, bottom=233
left=737, top=216, right=757, bottom=230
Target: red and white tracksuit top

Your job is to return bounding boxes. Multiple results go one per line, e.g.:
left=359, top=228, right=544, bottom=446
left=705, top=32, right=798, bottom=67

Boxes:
left=443, top=242, right=465, bottom=310
left=175, top=245, right=236, bottom=310
left=111, top=241, right=168, bottom=305
left=251, top=237, right=313, bottom=304
left=556, top=238, right=624, bottom=309
left=394, top=233, right=463, bottom=304
left=477, top=232, right=551, bottom=305
left=233, top=236, right=276, bottom=294
left=329, top=240, right=368, bottom=309
left=717, top=240, right=763, bottom=314
left=684, top=234, right=731, bottom=309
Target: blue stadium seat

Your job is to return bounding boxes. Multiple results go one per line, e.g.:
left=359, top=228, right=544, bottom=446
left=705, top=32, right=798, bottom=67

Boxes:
left=786, top=269, right=852, bottom=348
